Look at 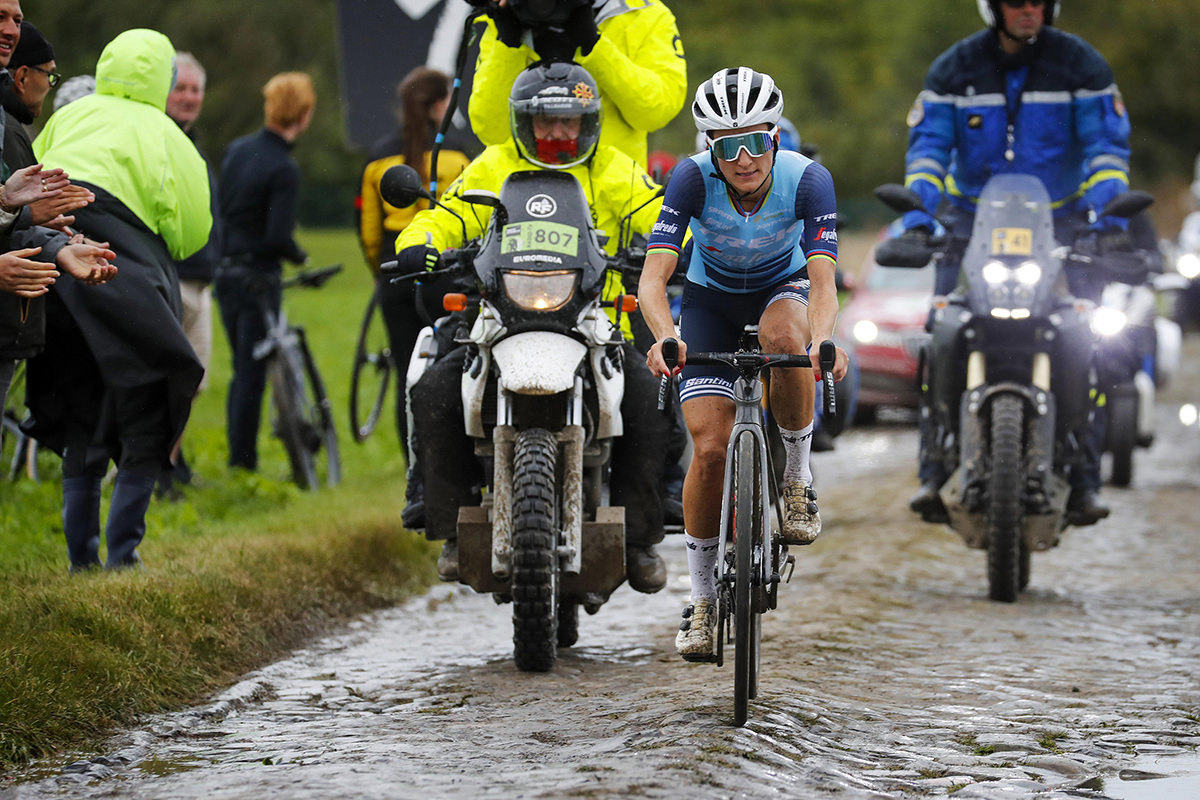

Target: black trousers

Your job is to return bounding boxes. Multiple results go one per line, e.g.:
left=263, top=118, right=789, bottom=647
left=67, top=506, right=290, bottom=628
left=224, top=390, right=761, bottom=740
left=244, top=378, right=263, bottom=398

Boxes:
left=411, top=343, right=669, bottom=546
left=215, top=269, right=281, bottom=470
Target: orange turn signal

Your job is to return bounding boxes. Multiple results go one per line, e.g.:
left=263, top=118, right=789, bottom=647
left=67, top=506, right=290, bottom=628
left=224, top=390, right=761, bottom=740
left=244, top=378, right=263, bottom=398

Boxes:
left=443, top=293, right=468, bottom=312
left=613, top=294, right=638, bottom=313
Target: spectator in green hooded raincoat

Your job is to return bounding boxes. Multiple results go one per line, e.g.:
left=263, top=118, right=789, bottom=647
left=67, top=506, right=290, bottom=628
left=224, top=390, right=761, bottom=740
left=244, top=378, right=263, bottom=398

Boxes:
left=28, top=28, right=211, bottom=572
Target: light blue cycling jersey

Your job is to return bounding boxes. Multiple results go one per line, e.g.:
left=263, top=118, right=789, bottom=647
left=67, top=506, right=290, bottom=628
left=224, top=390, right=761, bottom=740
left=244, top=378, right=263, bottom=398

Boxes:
left=647, top=149, right=837, bottom=293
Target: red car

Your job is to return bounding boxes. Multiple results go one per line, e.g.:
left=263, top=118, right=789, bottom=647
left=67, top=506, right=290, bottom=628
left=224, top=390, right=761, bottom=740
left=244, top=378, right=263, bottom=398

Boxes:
left=838, top=248, right=933, bottom=420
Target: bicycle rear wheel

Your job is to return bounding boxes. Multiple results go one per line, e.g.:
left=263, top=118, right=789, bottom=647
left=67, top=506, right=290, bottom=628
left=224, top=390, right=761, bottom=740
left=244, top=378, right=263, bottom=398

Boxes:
left=349, top=287, right=392, bottom=443
left=269, top=331, right=341, bottom=490
left=733, top=431, right=762, bottom=727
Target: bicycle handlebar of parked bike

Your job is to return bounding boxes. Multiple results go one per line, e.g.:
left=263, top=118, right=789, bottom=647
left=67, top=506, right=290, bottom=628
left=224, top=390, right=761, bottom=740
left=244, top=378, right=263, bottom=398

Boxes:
left=282, top=263, right=343, bottom=290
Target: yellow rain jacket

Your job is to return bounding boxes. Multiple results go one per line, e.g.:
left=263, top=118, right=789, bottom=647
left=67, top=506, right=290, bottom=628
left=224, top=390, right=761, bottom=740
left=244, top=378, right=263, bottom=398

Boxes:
left=395, top=139, right=664, bottom=334
left=468, top=0, right=687, bottom=168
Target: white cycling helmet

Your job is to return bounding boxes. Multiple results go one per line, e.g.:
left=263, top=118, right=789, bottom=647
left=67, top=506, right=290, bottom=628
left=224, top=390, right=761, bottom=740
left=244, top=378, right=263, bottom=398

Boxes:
left=977, top=0, right=1059, bottom=29
left=692, top=67, right=783, bottom=134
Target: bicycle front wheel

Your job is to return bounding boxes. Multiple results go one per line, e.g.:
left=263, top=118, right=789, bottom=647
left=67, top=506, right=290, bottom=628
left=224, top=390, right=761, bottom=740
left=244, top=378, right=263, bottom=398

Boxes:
left=733, top=431, right=763, bottom=727
left=349, top=287, right=392, bottom=443
left=269, top=354, right=319, bottom=490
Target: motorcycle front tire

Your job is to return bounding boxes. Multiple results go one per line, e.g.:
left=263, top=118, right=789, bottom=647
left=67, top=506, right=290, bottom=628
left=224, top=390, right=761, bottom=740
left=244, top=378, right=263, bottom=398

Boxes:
left=987, top=395, right=1025, bottom=603
left=511, top=428, right=560, bottom=672
left=1108, top=395, right=1137, bottom=488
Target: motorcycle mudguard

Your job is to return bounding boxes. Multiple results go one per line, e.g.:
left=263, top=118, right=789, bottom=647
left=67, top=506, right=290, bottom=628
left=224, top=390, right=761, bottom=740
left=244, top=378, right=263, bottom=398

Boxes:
left=492, top=332, right=587, bottom=396
left=462, top=348, right=492, bottom=439
left=591, top=346, right=624, bottom=439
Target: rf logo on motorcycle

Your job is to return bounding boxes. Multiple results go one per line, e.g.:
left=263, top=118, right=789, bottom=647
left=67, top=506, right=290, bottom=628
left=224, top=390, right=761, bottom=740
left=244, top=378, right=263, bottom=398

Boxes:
left=526, top=194, right=558, bottom=218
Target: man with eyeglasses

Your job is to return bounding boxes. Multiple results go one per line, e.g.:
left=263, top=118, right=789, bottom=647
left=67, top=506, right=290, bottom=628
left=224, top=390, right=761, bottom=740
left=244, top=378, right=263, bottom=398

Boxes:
left=639, top=67, right=849, bottom=660
left=899, top=0, right=1130, bottom=527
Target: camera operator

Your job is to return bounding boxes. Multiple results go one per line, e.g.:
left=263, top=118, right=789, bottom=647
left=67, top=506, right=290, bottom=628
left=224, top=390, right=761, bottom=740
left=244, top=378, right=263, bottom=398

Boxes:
left=468, top=0, right=687, bottom=168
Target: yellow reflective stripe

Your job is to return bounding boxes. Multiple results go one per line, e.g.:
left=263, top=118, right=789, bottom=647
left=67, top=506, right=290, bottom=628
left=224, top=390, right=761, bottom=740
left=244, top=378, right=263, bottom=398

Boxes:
left=944, top=175, right=977, bottom=203
left=1082, top=169, right=1129, bottom=192
left=905, top=173, right=945, bottom=193
left=1050, top=187, right=1084, bottom=209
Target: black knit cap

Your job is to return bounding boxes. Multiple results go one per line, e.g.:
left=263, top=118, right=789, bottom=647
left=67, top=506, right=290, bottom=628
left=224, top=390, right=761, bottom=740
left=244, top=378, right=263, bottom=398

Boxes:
left=10, top=22, right=55, bottom=70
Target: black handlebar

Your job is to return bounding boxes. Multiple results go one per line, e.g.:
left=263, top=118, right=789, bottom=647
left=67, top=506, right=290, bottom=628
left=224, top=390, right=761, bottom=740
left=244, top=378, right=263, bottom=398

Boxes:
left=819, top=339, right=837, bottom=421
left=657, top=338, right=679, bottom=415
left=383, top=248, right=470, bottom=284
left=282, top=263, right=343, bottom=290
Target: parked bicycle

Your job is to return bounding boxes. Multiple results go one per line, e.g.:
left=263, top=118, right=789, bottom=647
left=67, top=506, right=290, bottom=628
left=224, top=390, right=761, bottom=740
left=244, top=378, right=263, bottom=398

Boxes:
left=659, top=335, right=836, bottom=726
left=348, top=282, right=394, bottom=443
left=250, top=264, right=343, bottom=490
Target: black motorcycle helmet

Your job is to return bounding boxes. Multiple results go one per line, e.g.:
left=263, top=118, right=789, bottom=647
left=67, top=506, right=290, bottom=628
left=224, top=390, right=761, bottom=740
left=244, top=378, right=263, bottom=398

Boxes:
left=977, top=0, right=1060, bottom=32
left=509, top=61, right=603, bottom=170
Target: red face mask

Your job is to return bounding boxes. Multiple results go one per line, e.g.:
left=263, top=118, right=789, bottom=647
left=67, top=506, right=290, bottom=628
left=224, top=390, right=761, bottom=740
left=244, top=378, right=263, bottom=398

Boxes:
left=536, top=137, right=579, bottom=165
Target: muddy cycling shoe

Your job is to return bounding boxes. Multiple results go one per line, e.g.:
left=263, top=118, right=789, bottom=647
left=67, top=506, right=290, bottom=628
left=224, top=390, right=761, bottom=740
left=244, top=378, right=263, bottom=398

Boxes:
left=625, top=545, right=667, bottom=593
left=675, top=598, right=717, bottom=662
left=1066, top=489, right=1110, bottom=526
left=909, top=481, right=950, bottom=524
left=782, top=480, right=822, bottom=544
left=437, top=540, right=459, bottom=582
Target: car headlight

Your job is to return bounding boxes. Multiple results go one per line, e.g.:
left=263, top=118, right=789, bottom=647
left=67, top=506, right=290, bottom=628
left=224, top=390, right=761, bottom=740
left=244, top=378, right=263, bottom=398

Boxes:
left=982, top=260, right=1012, bottom=284
left=1091, top=306, right=1127, bottom=337
left=852, top=320, right=879, bottom=343
left=501, top=270, right=578, bottom=311
left=1014, top=261, right=1042, bottom=285
left=1177, top=253, right=1200, bottom=280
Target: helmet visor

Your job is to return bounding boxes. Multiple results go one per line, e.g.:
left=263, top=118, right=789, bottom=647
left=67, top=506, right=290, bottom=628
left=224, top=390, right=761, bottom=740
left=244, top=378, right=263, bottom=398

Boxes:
left=708, top=129, right=776, bottom=161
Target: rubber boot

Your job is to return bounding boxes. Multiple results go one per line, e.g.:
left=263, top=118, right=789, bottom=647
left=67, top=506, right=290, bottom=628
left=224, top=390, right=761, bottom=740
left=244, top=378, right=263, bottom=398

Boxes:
left=62, top=477, right=102, bottom=572
left=104, top=472, right=156, bottom=569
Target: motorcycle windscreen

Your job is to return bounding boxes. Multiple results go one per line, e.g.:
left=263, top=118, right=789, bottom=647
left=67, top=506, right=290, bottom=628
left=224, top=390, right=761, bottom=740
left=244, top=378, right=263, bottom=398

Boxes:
left=960, top=174, right=1062, bottom=318
left=473, top=170, right=609, bottom=295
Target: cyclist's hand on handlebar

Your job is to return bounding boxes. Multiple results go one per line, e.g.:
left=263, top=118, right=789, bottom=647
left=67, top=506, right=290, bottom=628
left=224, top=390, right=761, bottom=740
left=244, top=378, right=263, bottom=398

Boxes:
left=812, top=342, right=850, bottom=383
left=646, top=336, right=686, bottom=378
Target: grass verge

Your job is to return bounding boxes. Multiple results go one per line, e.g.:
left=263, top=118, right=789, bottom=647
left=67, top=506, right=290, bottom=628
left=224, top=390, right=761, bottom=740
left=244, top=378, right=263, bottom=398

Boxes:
left=0, top=230, right=437, bottom=770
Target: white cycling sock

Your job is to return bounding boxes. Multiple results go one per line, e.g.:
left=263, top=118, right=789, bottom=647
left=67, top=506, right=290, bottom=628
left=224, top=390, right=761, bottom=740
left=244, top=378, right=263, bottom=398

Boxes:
left=780, top=422, right=814, bottom=485
left=683, top=532, right=720, bottom=602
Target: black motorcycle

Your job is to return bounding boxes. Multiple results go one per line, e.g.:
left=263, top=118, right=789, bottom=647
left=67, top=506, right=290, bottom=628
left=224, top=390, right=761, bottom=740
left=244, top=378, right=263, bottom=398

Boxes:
left=876, top=175, right=1151, bottom=602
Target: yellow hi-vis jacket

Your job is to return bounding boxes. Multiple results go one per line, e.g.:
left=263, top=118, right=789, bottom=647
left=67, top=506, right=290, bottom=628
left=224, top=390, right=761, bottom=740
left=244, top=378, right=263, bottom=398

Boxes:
left=395, top=139, right=665, bottom=335
left=360, top=149, right=470, bottom=269
left=467, top=0, right=687, bottom=168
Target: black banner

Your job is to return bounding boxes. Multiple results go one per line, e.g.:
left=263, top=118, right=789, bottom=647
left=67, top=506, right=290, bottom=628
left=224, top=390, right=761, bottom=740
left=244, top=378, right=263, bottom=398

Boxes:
left=334, top=0, right=483, bottom=151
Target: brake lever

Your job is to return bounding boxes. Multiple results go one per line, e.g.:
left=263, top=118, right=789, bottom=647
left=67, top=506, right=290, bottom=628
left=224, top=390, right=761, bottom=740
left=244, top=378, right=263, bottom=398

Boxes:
left=658, top=338, right=678, bottom=416
left=819, top=340, right=837, bottom=421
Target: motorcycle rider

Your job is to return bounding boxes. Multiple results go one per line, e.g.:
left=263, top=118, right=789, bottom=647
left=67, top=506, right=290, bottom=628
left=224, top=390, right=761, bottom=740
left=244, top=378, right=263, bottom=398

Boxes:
left=393, top=62, right=672, bottom=593
left=900, top=0, right=1131, bottom=525
left=469, top=0, right=687, bottom=169
left=640, top=67, right=849, bottom=659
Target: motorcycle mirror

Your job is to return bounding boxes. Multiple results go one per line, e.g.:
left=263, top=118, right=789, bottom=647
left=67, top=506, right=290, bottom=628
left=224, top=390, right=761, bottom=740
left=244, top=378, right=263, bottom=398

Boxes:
left=875, top=184, right=926, bottom=215
left=380, top=165, right=431, bottom=209
left=1101, top=190, right=1155, bottom=220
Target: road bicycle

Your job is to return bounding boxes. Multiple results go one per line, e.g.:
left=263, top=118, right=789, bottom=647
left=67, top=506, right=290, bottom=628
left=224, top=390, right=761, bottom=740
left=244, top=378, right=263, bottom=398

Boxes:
left=250, top=264, right=343, bottom=490
left=659, top=335, right=836, bottom=726
left=348, top=282, right=393, bottom=443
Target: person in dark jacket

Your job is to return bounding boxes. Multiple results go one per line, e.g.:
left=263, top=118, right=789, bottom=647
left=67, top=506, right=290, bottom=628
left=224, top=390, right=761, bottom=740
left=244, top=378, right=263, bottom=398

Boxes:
left=215, top=72, right=313, bottom=471
left=29, top=29, right=211, bottom=571
left=163, top=51, right=221, bottom=489
left=899, top=0, right=1129, bottom=526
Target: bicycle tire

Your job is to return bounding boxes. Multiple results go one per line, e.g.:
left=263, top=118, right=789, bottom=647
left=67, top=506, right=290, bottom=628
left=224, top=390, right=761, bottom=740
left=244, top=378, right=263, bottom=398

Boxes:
left=733, top=431, right=760, bottom=727
left=269, top=355, right=319, bottom=491
left=349, top=287, right=392, bottom=443
left=298, top=331, right=341, bottom=487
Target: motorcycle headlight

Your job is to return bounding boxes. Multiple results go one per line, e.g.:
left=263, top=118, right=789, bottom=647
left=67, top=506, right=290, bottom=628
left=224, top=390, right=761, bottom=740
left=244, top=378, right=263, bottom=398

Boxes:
left=1014, top=261, right=1042, bottom=285
left=501, top=269, right=578, bottom=311
left=1177, top=253, right=1200, bottom=280
left=1091, top=306, right=1128, bottom=337
left=982, top=260, right=1012, bottom=284
left=852, top=320, right=879, bottom=343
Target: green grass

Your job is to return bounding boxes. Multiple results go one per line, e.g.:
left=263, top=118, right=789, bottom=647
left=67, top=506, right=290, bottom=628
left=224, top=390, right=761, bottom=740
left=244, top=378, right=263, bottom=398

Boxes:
left=0, top=229, right=438, bottom=769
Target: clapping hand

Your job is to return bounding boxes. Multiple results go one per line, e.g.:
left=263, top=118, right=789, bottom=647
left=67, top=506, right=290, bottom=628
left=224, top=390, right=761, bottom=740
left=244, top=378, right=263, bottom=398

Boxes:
left=0, top=247, right=56, bottom=298
left=56, top=242, right=118, bottom=286
left=1, top=164, right=69, bottom=209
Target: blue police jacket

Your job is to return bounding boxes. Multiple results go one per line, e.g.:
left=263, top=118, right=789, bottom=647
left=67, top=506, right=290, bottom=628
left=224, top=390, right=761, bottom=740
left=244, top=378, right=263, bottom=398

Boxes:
left=904, top=27, right=1131, bottom=230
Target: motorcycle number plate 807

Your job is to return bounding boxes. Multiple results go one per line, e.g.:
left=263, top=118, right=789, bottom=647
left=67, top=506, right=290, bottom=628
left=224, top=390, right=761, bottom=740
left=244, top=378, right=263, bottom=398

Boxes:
left=991, top=228, right=1033, bottom=256
left=501, top=222, right=580, bottom=258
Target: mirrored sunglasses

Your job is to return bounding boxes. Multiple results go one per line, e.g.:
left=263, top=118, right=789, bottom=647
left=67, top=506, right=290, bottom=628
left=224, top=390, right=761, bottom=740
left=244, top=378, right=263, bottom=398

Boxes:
left=708, top=129, right=776, bottom=161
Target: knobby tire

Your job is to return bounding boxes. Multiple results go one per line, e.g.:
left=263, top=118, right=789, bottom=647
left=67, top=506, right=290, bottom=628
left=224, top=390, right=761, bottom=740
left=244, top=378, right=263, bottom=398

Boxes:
left=987, top=395, right=1025, bottom=602
left=1107, top=395, right=1136, bottom=488
left=511, top=428, right=559, bottom=672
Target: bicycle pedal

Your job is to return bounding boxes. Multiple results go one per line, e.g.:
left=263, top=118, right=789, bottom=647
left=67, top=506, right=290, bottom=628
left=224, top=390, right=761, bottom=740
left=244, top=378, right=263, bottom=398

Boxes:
left=784, top=555, right=796, bottom=584
left=681, top=652, right=718, bottom=664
